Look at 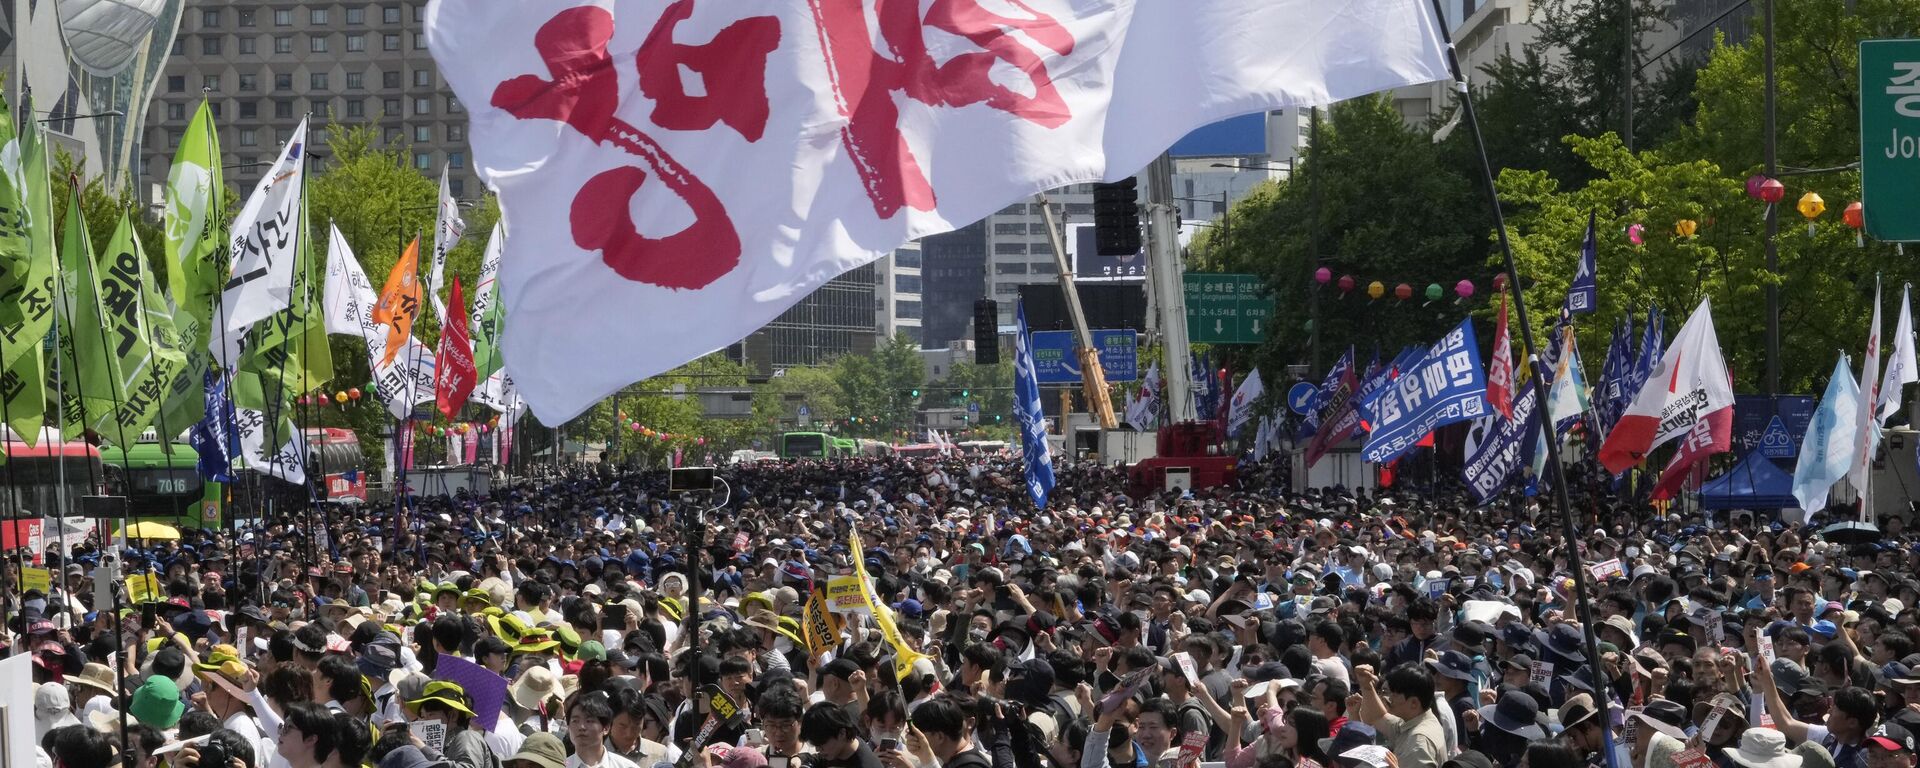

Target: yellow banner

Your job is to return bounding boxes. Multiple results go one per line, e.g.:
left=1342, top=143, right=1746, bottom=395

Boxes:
left=20, top=567, right=49, bottom=593
left=825, top=576, right=868, bottom=613
left=801, top=581, right=842, bottom=666
left=127, top=573, right=161, bottom=603
left=850, top=531, right=930, bottom=681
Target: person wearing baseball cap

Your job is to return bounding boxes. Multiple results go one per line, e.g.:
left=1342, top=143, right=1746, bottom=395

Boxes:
left=1867, top=723, right=1916, bottom=768
left=197, top=645, right=275, bottom=767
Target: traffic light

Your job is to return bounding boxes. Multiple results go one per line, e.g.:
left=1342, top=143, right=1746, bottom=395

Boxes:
left=960, top=389, right=970, bottom=399
left=974, top=299, right=1000, bottom=365
left=910, top=389, right=921, bottom=398
left=994, top=415, right=1003, bottom=422
left=1092, top=177, right=1142, bottom=256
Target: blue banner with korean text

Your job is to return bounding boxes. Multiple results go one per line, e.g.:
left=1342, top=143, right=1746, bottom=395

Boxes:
left=1357, top=318, right=1490, bottom=465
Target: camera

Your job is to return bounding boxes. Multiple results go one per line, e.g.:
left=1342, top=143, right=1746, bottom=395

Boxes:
left=198, top=740, right=228, bottom=768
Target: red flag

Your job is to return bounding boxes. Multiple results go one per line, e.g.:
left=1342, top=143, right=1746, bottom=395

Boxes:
left=435, top=277, right=478, bottom=418
left=1487, top=291, right=1514, bottom=419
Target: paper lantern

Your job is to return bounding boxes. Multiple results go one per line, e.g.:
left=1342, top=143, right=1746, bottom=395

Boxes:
left=1757, top=178, right=1785, bottom=204
left=335, top=391, right=349, bottom=404
left=1455, top=280, right=1474, bottom=299
left=1367, top=281, right=1385, bottom=300
left=1424, top=283, right=1442, bottom=302
left=1745, top=174, right=1768, bottom=200
left=1844, top=202, right=1865, bottom=229
left=697, top=437, right=707, bottom=445
left=659, top=433, right=670, bottom=441
left=1338, top=275, right=1355, bottom=293
left=1675, top=219, right=1698, bottom=238
left=479, top=424, right=490, bottom=434
left=1394, top=283, right=1412, bottom=301
left=630, top=422, right=642, bottom=431
left=1314, top=267, right=1332, bottom=284
left=1797, top=192, right=1825, bottom=220
left=1493, top=273, right=1508, bottom=292
left=348, top=388, right=362, bottom=400
left=1628, top=224, right=1645, bottom=246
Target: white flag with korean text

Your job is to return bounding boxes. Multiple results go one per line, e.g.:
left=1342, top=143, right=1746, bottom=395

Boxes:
left=427, top=0, right=1451, bottom=420
left=322, top=223, right=438, bottom=419
left=214, top=119, right=308, bottom=356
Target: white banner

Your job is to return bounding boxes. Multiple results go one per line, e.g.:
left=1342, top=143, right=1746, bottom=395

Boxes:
left=428, top=164, right=466, bottom=322
left=322, top=224, right=438, bottom=419
left=215, top=119, right=309, bottom=352
left=427, top=0, right=1450, bottom=420
left=236, top=404, right=306, bottom=485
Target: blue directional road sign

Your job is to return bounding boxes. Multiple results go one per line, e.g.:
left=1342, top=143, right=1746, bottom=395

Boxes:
left=1028, top=330, right=1138, bottom=385
left=1288, top=382, right=1318, bottom=415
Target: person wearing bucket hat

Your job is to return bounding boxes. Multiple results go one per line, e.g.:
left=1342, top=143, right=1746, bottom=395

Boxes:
left=1728, top=730, right=1805, bottom=768
left=128, top=675, right=185, bottom=731
left=506, top=732, right=567, bottom=768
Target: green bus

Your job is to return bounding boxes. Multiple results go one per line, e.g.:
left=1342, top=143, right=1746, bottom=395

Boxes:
left=779, top=432, right=860, bottom=459
left=99, top=442, right=221, bottom=528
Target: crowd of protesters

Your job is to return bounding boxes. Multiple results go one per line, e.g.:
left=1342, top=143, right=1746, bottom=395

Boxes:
left=4, top=454, right=1919, bottom=768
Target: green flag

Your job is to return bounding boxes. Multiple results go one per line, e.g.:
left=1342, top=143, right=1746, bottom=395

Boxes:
left=158, top=99, right=227, bottom=430
left=471, top=223, right=504, bottom=380
left=0, top=95, right=57, bottom=446
left=57, top=186, right=114, bottom=441
left=90, top=212, right=186, bottom=443
left=0, top=91, right=31, bottom=331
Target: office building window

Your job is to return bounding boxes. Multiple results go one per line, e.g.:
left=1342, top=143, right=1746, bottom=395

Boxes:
left=208, top=102, right=223, bottom=118
left=274, top=9, right=293, bottom=25
left=275, top=73, right=293, bottom=91
left=414, top=3, right=425, bottom=22
left=238, top=9, right=255, bottom=26
left=240, top=129, right=257, bottom=146
left=414, top=97, right=431, bottom=115
left=414, top=152, right=431, bottom=170
left=167, top=75, right=185, bottom=93
left=310, top=98, right=329, bottom=115
left=202, top=8, right=221, bottom=27
left=993, top=242, right=1026, bottom=255
left=446, top=123, right=464, bottom=142
left=172, top=38, right=184, bottom=55
left=346, top=99, right=366, bottom=118
left=238, top=35, right=256, bottom=54
left=275, top=100, right=294, bottom=119
left=385, top=127, right=402, bottom=145
left=446, top=96, right=463, bottom=113
left=1031, top=263, right=1058, bottom=276
left=383, top=70, right=401, bottom=89
left=413, top=70, right=431, bottom=87
left=275, top=36, right=293, bottom=54
left=239, top=100, right=257, bottom=118
left=383, top=34, right=400, bottom=51
left=413, top=32, right=426, bottom=50
left=994, top=262, right=1027, bottom=275
left=896, top=301, right=923, bottom=320
left=310, top=8, right=329, bottom=24
left=450, top=178, right=465, bottom=197
left=310, top=35, right=329, bottom=53
left=894, top=275, right=921, bottom=293
left=994, top=284, right=1019, bottom=296
left=346, top=72, right=364, bottom=89
left=347, top=7, right=365, bottom=24
left=894, top=250, right=920, bottom=269
left=384, top=5, right=401, bottom=23
left=311, top=73, right=329, bottom=90
left=449, top=152, right=465, bottom=169
left=346, top=34, right=366, bottom=52
left=203, top=75, right=221, bottom=91
left=169, top=131, right=183, bottom=148
left=201, top=36, right=222, bottom=55
left=167, top=103, right=185, bottom=121
left=383, top=98, right=401, bottom=116
left=414, top=125, right=431, bottom=143
left=239, top=74, right=257, bottom=91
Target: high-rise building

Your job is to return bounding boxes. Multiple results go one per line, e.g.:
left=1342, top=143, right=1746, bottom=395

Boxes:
left=740, top=263, right=879, bottom=372
left=919, top=220, right=988, bottom=350
left=2, top=0, right=185, bottom=185
left=874, top=242, right=923, bottom=347
left=140, top=0, right=480, bottom=199
left=1642, top=0, right=1754, bottom=75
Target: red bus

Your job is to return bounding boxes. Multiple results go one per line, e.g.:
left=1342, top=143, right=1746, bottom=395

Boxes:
left=0, top=428, right=105, bottom=555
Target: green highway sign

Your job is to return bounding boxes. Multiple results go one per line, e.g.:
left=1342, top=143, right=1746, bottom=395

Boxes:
left=1184, top=273, right=1274, bottom=344
left=1861, top=39, right=1920, bottom=242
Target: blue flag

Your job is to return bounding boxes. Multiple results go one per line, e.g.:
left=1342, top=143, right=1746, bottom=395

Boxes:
left=1624, top=305, right=1665, bottom=409
left=1013, top=301, right=1056, bottom=508
left=1356, top=318, right=1490, bottom=464
left=1792, top=354, right=1859, bottom=515
left=1594, top=315, right=1633, bottom=435
left=1302, top=347, right=1354, bottom=435
left=1191, top=352, right=1215, bottom=426
left=1462, top=380, right=1541, bottom=504
left=188, top=372, right=240, bottom=482
left=1566, top=211, right=1598, bottom=315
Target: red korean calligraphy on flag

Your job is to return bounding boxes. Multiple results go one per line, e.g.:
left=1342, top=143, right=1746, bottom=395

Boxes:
left=427, top=0, right=1451, bottom=420
left=435, top=277, right=478, bottom=419
left=1487, top=291, right=1514, bottom=420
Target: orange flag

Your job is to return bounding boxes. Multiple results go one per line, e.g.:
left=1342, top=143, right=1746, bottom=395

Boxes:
left=371, top=237, right=422, bottom=367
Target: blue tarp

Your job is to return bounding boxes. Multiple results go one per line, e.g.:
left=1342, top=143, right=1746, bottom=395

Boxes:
left=1699, top=450, right=1797, bottom=510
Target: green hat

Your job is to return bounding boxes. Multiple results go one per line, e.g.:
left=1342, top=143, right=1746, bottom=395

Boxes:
left=575, top=640, right=607, bottom=662
left=554, top=625, right=581, bottom=653
left=130, top=676, right=185, bottom=729
left=405, top=680, right=476, bottom=718
left=434, top=582, right=461, bottom=596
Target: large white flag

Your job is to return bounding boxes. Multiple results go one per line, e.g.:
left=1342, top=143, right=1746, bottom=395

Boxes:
left=1597, top=298, right=1734, bottom=475
left=1793, top=354, right=1859, bottom=517
left=214, top=118, right=309, bottom=355
left=427, top=164, right=467, bottom=322
left=1227, top=368, right=1264, bottom=438
left=426, top=0, right=1450, bottom=420
left=1877, top=283, right=1916, bottom=421
left=1852, top=279, right=1885, bottom=502
left=321, top=224, right=438, bottom=419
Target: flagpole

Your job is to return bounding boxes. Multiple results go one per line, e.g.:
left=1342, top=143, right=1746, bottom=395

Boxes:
left=1424, top=4, right=1615, bottom=766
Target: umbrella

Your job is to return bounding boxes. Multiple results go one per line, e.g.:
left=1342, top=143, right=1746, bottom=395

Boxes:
left=119, top=522, right=181, bottom=541
left=1817, top=521, right=1880, bottom=545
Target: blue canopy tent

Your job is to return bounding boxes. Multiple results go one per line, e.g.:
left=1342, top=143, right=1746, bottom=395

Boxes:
left=1699, top=450, right=1797, bottom=510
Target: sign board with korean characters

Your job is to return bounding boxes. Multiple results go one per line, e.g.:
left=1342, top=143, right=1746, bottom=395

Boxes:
left=1861, top=39, right=1920, bottom=241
